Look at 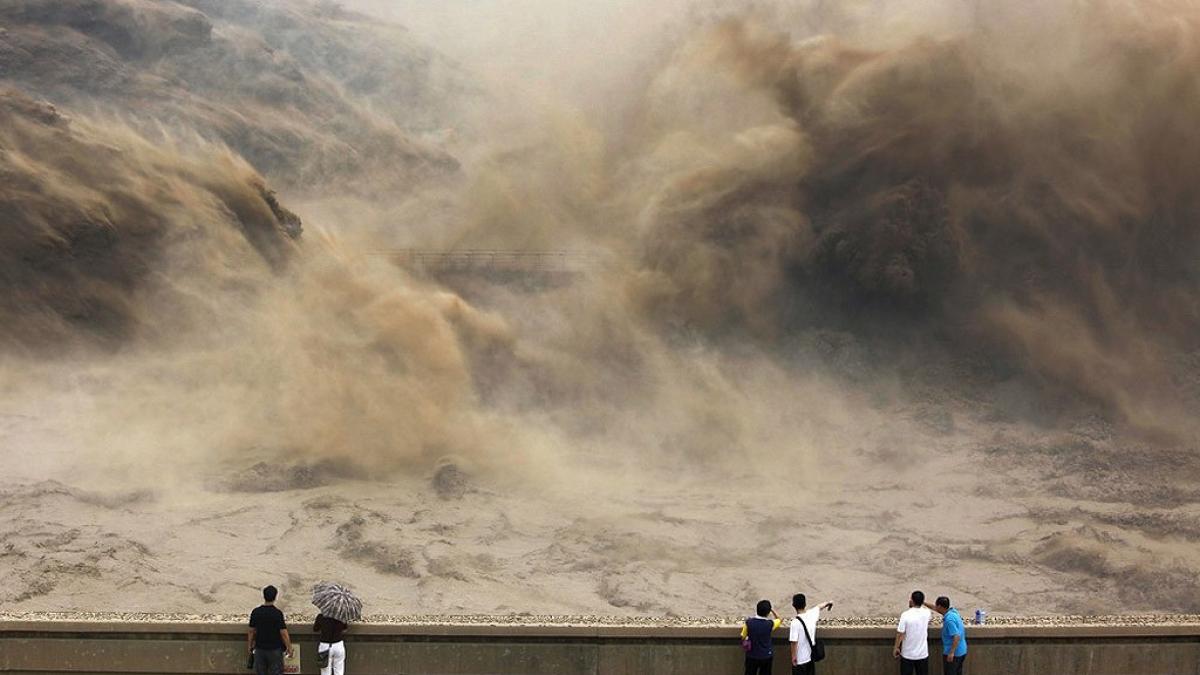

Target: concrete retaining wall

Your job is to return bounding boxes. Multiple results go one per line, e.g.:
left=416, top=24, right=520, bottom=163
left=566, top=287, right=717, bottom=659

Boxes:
left=2, top=621, right=1198, bottom=675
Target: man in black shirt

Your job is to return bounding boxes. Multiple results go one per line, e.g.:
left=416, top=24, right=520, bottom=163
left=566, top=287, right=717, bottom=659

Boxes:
left=248, top=585, right=293, bottom=675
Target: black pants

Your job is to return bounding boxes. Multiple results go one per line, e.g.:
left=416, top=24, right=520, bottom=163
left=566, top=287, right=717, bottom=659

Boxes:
left=254, top=648, right=284, bottom=675
left=792, top=661, right=816, bottom=675
left=942, top=654, right=966, bottom=675
left=900, top=656, right=929, bottom=675
left=745, top=656, right=773, bottom=675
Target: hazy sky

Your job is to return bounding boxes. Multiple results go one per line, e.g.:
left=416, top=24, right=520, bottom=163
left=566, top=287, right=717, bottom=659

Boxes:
left=341, top=0, right=687, bottom=92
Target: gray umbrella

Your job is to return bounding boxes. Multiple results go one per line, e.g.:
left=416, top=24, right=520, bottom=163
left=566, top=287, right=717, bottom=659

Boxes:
left=311, top=582, right=363, bottom=623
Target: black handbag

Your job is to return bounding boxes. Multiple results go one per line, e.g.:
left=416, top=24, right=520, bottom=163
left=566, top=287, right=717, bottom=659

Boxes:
left=318, top=646, right=331, bottom=669
left=246, top=651, right=255, bottom=670
left=799, top=616, right=825, bottom=663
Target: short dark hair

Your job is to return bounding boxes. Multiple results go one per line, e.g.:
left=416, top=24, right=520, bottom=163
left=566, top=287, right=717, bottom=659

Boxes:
left=263, top=585, right=278, bottom=602
left=792, top=593, right=807, bottom=610
left=936, top=596, right=950, bottom=609
left=911, top=590, right=924, bottom=606
left=756, top=599, right=772, bottom=616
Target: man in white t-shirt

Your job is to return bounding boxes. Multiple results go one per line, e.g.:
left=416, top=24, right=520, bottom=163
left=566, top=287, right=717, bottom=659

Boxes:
left=788, top=593, right=834, bottom=675
left=893, top=590, right=933, bottom=675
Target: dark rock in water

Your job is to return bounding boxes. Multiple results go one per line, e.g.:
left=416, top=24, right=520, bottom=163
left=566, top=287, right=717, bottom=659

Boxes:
left=432, top=463, right=468, bottom=500
left=259, top=186, right=302, bottom=240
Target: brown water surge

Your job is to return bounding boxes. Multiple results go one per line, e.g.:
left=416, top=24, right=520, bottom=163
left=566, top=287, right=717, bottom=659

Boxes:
left=619, top=2, right=1200, bottom=436
left=2, top=0, right=1200, bottom=616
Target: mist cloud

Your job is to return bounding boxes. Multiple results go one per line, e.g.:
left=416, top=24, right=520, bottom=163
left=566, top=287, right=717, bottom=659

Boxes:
left=4, top=0, right=1200, bottom=487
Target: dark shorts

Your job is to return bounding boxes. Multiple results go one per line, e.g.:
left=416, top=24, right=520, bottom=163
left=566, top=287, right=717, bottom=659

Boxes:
left=792, top=661, right=816, bottom=675
left=900, top=656, right=929, bottom=675
left=254, top=648, right=284, bottom=675
left=745, top=656, right=773, bottom=675
left=942, top=654, right=966, bottom=675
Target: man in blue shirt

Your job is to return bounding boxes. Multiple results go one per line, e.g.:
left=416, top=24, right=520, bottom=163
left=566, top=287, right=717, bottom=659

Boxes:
left=925, top=596, right=967, bottom=674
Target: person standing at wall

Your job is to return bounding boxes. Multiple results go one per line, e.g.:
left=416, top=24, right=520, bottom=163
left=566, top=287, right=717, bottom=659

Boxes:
left=924, top=596, right=967, bottom=675
left=247, top=585, right=293, bottom=675
left=742, top=599, right=782, bottom=675
left=789, top=593, right=834, bottom=675
left=893, top=590, right=932, bottom=675
left=314, top=612, right=349, bottom=675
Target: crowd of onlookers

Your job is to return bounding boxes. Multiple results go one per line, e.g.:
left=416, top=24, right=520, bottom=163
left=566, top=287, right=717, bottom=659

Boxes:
left=742, top=590, right=968, bottom=675
left=244, top=583, right=968, bottom=675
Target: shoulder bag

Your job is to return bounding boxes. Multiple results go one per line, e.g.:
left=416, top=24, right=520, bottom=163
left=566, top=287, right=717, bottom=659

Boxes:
left=799, top=615, right=825, bottom=663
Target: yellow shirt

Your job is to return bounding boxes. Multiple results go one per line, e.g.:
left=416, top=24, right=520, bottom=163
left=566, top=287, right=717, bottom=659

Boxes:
left=740, top=617, right=781, bottom=638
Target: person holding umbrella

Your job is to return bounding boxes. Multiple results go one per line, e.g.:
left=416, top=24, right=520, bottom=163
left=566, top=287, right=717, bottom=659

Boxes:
left=313, top=613, right=347, bottom=675
left=312, top=582, right=362, bottom=675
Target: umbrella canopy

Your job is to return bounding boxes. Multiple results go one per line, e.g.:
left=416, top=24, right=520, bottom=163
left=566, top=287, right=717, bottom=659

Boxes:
left=311, top=582, right=363, bottom=623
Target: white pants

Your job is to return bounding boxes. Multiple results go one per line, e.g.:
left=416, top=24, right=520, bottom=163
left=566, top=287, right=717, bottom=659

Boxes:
left=319, top=641, right=345, bottom=675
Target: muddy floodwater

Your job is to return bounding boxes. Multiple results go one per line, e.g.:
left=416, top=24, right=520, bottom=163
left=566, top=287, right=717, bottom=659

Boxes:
left=5, top=390, right=1200, bottom=618
left=4, top=0, right=1200, bottom=621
